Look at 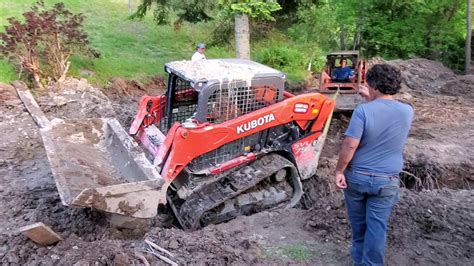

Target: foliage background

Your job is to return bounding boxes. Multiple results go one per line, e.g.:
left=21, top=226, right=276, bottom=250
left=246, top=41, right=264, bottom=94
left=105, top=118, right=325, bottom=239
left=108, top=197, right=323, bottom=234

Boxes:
left=0, top=0, right=470, bottom=85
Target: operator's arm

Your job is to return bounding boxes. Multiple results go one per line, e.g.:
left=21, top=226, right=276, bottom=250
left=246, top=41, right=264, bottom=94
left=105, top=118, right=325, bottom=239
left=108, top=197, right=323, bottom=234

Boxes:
left=334, top=105, right=365, bottom=188
left=331, top=69, right=339, bottom=79
left=349, top=68, right=356, bottom=78
left=335, top=137, right=360, bottom=174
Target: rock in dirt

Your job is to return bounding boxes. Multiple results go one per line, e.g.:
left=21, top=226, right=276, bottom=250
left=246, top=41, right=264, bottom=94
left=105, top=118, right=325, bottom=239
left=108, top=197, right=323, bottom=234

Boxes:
left=19, top=222, right=63, bottom=246
left=79, top=69, right=95, bottom=78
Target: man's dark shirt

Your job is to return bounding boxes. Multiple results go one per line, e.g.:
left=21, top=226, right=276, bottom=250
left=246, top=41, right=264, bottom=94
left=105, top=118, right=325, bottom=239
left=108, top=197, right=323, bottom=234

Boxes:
left=332, top=66, right=353, bottom=80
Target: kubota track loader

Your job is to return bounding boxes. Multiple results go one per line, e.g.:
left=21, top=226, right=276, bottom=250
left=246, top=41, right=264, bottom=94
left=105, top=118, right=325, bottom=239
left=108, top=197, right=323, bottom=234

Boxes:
left=17, top=59, right=335, bottom=230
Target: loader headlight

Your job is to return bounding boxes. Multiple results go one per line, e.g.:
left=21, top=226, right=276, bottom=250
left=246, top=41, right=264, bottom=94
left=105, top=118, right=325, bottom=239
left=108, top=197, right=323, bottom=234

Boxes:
left=294, top=103, right=309, bottom=113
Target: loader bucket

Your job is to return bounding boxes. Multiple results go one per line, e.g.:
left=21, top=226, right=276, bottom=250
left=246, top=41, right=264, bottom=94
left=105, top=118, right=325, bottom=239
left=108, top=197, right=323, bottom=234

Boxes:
left=334, top=94, right=364, bottom=111
left=13, top=81, right=164, bottom=219
left=41, top=118, right=164, bottom=218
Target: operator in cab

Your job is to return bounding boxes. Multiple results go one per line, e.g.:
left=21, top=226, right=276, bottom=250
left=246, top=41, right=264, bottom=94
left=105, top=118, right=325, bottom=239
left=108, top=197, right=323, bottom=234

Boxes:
left=332, top=58, right=354, bottom=81
left=191, top=43, right=206, bottom=61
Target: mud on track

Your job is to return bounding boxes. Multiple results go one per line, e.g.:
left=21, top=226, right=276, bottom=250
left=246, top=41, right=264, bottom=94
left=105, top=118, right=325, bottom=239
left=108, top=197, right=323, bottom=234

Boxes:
left=1, top=59, right=473, bottom=265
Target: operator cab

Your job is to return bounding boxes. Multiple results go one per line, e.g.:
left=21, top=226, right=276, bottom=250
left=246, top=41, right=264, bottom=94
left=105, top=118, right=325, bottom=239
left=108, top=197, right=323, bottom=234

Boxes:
left=319, top=50, right=366, bottom=93
left=160, top=59, right=286, bottom=133
left=326, top=51, right=358, bottom=83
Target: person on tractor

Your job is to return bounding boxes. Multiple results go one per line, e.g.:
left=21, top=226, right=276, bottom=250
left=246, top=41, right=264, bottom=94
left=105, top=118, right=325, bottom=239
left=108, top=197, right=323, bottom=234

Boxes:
left=332, top=58, right=354, bottom=81
left=192, top=43, right=206, bottom=61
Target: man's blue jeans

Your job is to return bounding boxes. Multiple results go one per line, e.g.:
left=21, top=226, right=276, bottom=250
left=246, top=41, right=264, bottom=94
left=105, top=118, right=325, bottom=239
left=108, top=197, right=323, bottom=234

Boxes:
left=344, top=169, right=400, bottom=266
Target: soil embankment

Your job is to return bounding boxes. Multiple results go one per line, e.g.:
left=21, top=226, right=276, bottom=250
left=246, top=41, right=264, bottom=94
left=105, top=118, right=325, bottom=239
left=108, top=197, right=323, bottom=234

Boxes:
left=0, top=59, right=472, bottom=264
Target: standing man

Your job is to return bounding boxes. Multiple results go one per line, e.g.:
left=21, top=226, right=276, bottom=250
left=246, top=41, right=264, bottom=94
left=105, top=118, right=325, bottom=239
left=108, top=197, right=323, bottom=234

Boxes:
left=191, top=43, right=206, bottom=61
left=334, top=64, right=413, bottom=266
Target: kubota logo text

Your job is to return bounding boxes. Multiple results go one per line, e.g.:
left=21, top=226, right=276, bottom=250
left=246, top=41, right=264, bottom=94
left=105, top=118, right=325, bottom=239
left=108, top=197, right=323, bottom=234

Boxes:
left=237, top=113, right=276, bottom=134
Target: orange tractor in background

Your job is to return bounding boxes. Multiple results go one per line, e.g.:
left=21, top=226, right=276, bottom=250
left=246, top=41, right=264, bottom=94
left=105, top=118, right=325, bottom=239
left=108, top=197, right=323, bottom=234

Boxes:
left=317, top=50, right=367, bottom=111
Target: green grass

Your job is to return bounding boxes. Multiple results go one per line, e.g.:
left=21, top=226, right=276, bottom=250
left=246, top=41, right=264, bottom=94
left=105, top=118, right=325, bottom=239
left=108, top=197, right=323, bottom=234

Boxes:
left=280, top=244, right=312, bottom=260
left=264, top=244, right=313, bottom=261
left=0, top=0, right=230, bottom=85
left=0, top=0, right=305, bottom=85
left=0, top=62, right=16, bottom=82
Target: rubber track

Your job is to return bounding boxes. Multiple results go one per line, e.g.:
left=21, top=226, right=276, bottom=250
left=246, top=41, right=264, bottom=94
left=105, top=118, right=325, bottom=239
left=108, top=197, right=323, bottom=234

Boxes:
left=176, top=153, right=295, bottom=230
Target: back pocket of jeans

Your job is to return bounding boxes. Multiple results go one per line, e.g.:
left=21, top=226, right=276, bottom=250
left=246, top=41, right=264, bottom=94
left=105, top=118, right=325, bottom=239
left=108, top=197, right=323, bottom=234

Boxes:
left=379, top=185, right=400, bottom=203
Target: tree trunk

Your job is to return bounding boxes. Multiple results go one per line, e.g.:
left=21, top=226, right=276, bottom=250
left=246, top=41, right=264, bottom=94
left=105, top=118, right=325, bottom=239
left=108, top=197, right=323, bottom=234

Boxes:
left=339, top=23, right=346, bottom=50
left=234, top=13, right=250, bottom=59
left=58, top=61, right=70, bottom=83
left=466, top=0, right=472, bottom=74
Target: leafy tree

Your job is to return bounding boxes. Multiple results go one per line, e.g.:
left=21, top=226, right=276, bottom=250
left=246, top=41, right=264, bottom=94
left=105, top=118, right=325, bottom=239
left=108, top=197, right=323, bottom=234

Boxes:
left=360, top=0, right=465, bottom=68
left=0, top=1, right=92, bottom=88
left=220, top=0, right=281, bottom=59
left=131, top=0, right=281, bottom=59
left=288, top=0, right=359, bottom=52
left=130, top=0, right=216, bottom=27
left=289, top=0, right=467, bottom=70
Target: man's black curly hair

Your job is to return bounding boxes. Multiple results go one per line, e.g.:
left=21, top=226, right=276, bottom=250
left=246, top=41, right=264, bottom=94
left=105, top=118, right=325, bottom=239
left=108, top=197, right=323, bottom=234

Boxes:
left=366, top=64, right=402, bottom=95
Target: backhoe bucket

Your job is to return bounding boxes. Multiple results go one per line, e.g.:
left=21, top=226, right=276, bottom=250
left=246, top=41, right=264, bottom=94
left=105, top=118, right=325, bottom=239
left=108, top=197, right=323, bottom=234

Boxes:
left=41, top=118, right=164, bottom=218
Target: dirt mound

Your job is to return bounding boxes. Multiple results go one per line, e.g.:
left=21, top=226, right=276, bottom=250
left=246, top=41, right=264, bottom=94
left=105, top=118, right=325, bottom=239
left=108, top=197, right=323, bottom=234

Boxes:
left=387, top=189, right=474, bottom=265
left=105, top=76, right=165, bottom=127
left=36, top=78, right=115, bottom=120
left=0, top=83, right=21, bottom=106
left=107, top=76, right=165, bottom=99
left=0, top=83, right=126, bottom=265
left=304, top=189, right=474, bottom=265
left=367, top=57, right=385, bottom=65
left=144, top=226, right=261, bottom=264
left=107, top=77, right=143, bottom=98
left=1, top=57, right=473, bottom=265
left=440, top=74, right=474, bottom=100
left=389, top=58, right=457, bottom=95
left=32, top=76, right=165, bottom=128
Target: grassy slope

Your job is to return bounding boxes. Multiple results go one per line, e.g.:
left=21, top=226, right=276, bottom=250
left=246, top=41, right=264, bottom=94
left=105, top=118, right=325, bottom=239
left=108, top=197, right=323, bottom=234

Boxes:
left=0, top=0, right=234, bottom=85
left=0, top=0, right=307, bottom=85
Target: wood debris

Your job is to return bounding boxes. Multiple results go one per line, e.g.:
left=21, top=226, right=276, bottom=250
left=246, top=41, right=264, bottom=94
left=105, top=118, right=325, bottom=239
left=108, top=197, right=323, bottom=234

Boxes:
left=19, top=222, right=63, bottom=246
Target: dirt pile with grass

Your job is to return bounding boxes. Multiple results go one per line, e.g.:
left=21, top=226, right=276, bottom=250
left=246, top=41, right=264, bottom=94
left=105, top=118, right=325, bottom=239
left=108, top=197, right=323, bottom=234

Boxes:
left=105, top=76, right=165, bottom=127
left=0, top=58, right=473, bottom=265
left=389, top=59, right=474, bottom=189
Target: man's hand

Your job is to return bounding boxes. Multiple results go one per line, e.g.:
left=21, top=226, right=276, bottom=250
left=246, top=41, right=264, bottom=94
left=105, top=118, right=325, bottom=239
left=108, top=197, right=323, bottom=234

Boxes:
left=335, top=172, right=347, bottom=189
left=358, top=85, right=370, bottom=100
left=335, top=136, right=360, bottom=189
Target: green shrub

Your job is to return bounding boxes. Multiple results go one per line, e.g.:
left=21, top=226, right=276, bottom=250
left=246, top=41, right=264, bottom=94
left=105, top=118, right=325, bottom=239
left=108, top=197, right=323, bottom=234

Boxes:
left=255, top=45, right=305, bottom=71
left=254, top=44, right=326, bottom=80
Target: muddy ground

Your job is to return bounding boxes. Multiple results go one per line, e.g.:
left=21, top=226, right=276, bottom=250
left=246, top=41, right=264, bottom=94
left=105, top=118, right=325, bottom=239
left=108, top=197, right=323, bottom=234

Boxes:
left=0, top=59, right=473, bottom=265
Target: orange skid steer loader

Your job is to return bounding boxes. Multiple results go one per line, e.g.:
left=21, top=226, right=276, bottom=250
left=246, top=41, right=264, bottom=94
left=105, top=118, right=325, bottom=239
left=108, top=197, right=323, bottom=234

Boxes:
left=318, top=50, right=367, bottom=111
left=17, top=59, right=334, bottom=230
